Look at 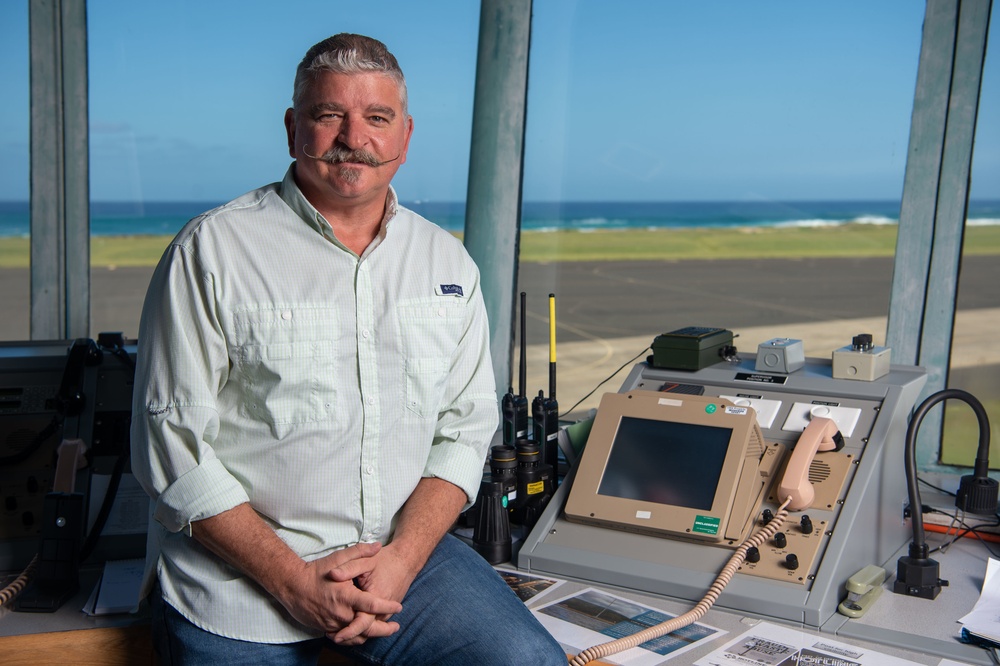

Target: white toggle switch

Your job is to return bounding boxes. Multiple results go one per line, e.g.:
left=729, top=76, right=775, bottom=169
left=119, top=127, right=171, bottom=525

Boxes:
left=810, top=405, right=831, bottom=418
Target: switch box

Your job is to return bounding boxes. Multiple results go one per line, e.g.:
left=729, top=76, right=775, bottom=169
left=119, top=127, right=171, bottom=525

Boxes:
left=755, top=338, right=805, bottom=374
left=832, top=339, right=891, bottom=382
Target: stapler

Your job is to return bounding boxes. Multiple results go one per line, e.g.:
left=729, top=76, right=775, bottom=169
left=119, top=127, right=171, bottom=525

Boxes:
left=837, top=565, right=886, bottom=618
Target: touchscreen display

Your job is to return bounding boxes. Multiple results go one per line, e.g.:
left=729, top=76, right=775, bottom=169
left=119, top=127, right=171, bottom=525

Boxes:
left=597, top=416, right=732, bottom=511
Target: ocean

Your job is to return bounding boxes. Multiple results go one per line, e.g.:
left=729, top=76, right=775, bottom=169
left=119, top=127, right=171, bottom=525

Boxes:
left=0, top=199, right=998, bottom=238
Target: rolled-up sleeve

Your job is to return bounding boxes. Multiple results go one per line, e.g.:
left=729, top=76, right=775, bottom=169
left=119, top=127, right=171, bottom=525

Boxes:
left=130, top=240, right=248, bottom=535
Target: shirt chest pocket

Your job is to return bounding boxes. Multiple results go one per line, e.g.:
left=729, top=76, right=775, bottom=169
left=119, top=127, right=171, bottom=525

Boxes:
left=231, top=306, right=339, bottom=429
left=396, top=299, right=467, bottom=419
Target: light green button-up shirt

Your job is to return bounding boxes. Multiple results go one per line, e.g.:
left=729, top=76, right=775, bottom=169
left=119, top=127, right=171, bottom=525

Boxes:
left=130, top=166, right=498, bottom=643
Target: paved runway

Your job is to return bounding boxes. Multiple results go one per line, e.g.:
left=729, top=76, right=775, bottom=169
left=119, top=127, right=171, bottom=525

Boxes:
left=515, top=255, right=996, bottom=345
left=2, top=255, right=996, bottom=416
left=512, top=255, right=998, bottom=415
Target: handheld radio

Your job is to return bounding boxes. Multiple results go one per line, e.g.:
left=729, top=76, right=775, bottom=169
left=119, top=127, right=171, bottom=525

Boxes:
left=532, top=294, right=560, bottom=484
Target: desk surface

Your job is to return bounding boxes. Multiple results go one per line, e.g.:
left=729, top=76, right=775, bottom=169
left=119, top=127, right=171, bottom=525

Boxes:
left=0, top=566, right=144, bottom=638
left=514, top=533, right=992, bottom=666
left=1, top=535, right=992, bottom=666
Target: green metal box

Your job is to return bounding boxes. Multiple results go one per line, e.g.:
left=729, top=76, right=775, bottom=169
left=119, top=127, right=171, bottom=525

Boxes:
left=650, top=326, right=734, bottom=371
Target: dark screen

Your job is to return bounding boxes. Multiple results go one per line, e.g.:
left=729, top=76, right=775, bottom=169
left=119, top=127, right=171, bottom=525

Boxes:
left=598, top=416, right=731, bottom=511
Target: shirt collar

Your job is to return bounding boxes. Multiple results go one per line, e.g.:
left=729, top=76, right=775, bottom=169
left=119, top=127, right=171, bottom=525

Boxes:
left=279, top=164, right=399, bottom=254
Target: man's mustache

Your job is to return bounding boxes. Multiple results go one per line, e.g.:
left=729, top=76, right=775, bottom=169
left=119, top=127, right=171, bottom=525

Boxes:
left=302, top=144, right=400, bottom=167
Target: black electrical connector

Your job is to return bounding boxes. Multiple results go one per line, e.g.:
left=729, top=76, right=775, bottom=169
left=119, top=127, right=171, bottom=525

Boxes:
left=956, top=428, right=1000, bottom=516
left=894, top=542, right=947, bottom=600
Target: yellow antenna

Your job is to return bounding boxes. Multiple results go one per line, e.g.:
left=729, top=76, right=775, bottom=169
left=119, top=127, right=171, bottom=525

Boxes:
left=548, top=293, right=556, bottom=397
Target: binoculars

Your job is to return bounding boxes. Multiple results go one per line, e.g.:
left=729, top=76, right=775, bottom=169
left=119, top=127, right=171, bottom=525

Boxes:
left=472, top=440, right=555, bottom=564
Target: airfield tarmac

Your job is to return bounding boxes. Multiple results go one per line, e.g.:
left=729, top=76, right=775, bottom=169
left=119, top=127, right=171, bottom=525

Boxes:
left=1, top=255, right=995, bottom=416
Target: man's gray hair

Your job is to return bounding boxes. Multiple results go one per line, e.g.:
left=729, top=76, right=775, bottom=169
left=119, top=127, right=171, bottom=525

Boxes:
left=293, top=33, right=408, bottom=115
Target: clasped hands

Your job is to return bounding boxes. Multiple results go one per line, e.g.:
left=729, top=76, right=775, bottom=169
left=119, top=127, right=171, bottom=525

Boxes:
left=280, top=541, right=416, bottom=647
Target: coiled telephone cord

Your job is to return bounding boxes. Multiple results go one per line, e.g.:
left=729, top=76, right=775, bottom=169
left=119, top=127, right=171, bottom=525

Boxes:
left=0, top=554, right=39, bottom=608
left=569, top=497, right=793, bottom=666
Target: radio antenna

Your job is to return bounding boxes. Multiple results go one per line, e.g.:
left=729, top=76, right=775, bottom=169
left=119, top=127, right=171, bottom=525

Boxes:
left=502, top=293, right=529, bottom=445
left=519, top=291, right=527, bottom=398
left=548, top=293, right=557, bottom=400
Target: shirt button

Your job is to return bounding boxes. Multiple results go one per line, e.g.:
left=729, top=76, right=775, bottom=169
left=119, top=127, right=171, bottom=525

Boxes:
left=367, top=397, right=375, bottom=405
left=362, top=329, right=370, bottom=339
left=437, top=307, right=446, bottom=317
left=366, top=466, right=374, bottom=475
left=281, top=310, right=292, bottom=320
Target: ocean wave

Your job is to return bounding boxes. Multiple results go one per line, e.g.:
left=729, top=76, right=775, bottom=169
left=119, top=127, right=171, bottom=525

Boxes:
left=571, top=217, right=632, bottom=228
left=518, top=213, right=1000, bottom=232
left=1, top=201, right=997, bottom=237
left=851, top=215, right=898, bottom=225
left=773, top=218, right=850, bottom=229
left=772, top=215, right=898, bottom=229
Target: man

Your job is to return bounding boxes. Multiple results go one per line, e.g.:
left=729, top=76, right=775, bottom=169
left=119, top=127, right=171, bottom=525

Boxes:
left=131, top=33, right=566, bottom=665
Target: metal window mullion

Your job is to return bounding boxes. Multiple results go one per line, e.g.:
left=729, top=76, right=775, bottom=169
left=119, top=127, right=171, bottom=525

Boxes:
left=61, top=0, right=90, bottom=339
left=887, top=0, right=991, bottom=470
left=464, top=0, right=533, bottom=397
left=30, top=0, right=66, bottom=339
left=29, top=0, right=90, bottom=340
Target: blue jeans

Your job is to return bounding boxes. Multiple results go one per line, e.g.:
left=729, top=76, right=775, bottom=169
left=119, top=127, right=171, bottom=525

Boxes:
left=151, top=534, right=566, bottom=665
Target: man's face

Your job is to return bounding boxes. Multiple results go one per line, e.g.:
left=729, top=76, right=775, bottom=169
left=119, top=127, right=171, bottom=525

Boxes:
left=285, top=70, right=413, bottom=211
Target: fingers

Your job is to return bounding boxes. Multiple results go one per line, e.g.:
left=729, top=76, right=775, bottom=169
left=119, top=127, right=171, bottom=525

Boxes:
left=327, top=557, right=375, bottom=583
left=320, top=542, right=382, bottom=583
left=337, top=589, right=401, bottom=642
left=351, top=586, right=402, bottom=617
left=305, top=543, right=403, bottom=642
left=329, top=611, right=400, bottom=645
left=329, top=612, right=372, bottom=645
left=328, top=541, right=381, bottom=565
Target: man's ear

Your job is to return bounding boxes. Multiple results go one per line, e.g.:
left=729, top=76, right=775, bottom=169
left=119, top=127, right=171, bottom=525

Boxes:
left=399, top=115, right=414, bottom=165
left=284, top=108, right=296, bottom=158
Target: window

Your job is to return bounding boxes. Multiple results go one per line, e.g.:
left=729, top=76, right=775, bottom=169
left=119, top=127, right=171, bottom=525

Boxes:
left=0, top=1, right=30, bottom=341
left=942, top=5, right=1000, bottom=468
left=85, top=1, right=480, bottom=338
left=520, top=2, right=925, bottom=419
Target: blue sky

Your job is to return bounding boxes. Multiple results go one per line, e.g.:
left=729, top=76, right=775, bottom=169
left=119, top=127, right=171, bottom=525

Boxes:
left=1, top=1, right=997, bottom=203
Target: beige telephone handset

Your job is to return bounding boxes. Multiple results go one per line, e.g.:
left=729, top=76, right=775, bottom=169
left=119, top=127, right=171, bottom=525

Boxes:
left=777, top=416, right=845, bottom=511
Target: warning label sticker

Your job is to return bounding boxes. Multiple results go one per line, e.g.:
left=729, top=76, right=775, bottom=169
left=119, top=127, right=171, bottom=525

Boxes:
left=692, top=515, right=721, bottom=535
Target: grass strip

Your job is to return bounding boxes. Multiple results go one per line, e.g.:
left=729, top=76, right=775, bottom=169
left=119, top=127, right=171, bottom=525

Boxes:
left=1, top=224, right=999, bottom=268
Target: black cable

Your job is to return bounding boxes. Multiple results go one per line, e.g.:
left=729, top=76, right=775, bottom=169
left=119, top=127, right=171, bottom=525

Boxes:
left=78, top=335, right=136, bottom=561
left=903, top=389, right=992, bottom=555
left=895, top=388, right=994, bottom=598
left=560, top=346, right=650, bottom=418
left=79, top=445, right=129, bottom=562
left=918, top=476, right=956, bottom=497
left=922, top=505, right=1000, bottom=557
left=0, top=415, right=60, bottom=466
